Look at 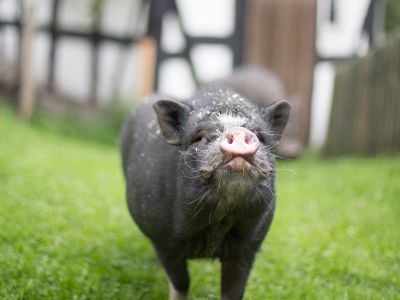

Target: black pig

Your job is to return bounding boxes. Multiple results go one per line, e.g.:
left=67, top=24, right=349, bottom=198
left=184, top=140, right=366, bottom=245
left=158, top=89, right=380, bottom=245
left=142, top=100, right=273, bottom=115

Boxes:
left=120, top=85, right=291, bottom=300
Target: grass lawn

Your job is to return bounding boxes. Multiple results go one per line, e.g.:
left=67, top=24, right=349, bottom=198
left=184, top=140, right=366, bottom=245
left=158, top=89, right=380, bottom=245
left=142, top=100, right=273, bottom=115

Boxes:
left=0, top=104, right=399, bottom=299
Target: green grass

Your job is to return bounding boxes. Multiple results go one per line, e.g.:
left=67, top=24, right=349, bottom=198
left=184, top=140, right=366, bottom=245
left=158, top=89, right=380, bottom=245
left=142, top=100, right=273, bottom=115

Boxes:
left=386, top=0, right=400, bottom=33
left=29, top=103, right=130, bottom=146
left=0, top=104, right=399, bottom=299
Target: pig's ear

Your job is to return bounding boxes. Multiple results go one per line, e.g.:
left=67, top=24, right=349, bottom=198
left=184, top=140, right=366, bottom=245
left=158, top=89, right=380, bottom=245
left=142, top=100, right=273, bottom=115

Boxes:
left=153, top=99, right=191, bottom=145
left=264, top=100, right=291, bottom=142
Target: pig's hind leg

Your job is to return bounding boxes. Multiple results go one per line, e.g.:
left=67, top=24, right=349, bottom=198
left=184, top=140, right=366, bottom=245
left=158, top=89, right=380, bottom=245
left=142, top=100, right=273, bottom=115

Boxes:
left=157, top=254, right=189, bottom=300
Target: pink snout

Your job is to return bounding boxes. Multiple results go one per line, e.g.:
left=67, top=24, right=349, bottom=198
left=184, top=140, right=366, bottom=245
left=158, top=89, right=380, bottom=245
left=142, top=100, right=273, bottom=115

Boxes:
left=219, top=127, right=260, bottom=157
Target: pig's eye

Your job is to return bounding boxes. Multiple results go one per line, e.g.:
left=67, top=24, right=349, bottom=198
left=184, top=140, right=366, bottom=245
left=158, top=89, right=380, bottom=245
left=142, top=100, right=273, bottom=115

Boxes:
left=207, top=134, right=218, bottom=143
left=191, top=135, right=205, bottom=144
left=191, top=133, right=216, bottom=145
left=256, top=132, right=266, bottom=144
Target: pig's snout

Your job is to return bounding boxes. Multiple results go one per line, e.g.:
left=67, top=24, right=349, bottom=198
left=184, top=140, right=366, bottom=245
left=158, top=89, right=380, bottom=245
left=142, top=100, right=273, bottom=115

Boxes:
left=219, top=127, right=260, bottom=157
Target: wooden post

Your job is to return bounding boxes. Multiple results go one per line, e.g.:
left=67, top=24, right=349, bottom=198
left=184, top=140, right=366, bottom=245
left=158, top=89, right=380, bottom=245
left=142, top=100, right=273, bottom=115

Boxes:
left=89, top=3, right=103, bottom=107
left=137, top=37, right=156, bottom=99
left=19, top=1, right=36, bottom=120
left=232, top=0, right=246, bottom=66
left=245, top=0, right=316, bottom=147
left=16, top=0, right=24, bottom=94
left=47, top=0, right=60, bottom=92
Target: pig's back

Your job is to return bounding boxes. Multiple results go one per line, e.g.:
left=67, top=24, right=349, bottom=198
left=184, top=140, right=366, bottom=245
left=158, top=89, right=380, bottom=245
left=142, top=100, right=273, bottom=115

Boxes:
left=120, top=96, right=179, bottom=240
left=211, top=65, right=286, bottom=106
left=120, top=95, right=162, bottom=176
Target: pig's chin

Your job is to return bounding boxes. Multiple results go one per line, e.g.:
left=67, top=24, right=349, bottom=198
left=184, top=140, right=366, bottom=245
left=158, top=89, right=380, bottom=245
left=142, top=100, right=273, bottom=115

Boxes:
left=212, top=165, right=259, bottom=196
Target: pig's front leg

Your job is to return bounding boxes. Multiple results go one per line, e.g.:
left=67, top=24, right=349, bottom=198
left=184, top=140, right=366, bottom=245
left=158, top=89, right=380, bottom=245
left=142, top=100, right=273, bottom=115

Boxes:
left=157, top=254, right=190, bottom=300
left=220, top=248, right=256, bottom=300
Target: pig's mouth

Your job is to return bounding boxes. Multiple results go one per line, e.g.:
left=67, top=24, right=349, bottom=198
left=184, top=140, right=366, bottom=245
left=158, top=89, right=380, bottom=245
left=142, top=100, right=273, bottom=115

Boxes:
left=223, top=156, right=253, bottom=172
left=198, top=156, right=256, bottom=179
left=196, top=149, right=272, bottom=180
left=218, top=153, right=273, bottom=179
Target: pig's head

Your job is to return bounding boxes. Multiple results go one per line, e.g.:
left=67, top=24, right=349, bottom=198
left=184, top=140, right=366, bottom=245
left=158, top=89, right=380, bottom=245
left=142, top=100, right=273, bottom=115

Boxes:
left=153, top=87, right=291, bottom=208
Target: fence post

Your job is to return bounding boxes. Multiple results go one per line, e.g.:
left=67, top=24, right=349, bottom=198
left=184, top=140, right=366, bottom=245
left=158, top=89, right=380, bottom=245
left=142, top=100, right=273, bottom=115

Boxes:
left=19, top=0, right=36, bottom=120
left=89, top=2, right=103, bottom=107
left=47, top=0, right=60, bottom=93
left=137, top=37, right=156, bottom=99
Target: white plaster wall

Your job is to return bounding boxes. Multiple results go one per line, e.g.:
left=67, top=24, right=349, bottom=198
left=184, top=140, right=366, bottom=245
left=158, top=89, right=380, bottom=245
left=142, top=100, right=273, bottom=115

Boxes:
left=310, top=0, right=372, bottom=149
left=55, top=38, right=91, bottom=101
left=0, top=0, right=18, bottom=19
left=177, top=0, right=235, bottom=37
left=0, top=0, right=19, bottom=75
left=0, top=0, right=235, bottom=102
left=317, top=0, right=371, bottom=57
left=158, top=0, right=235, bottom=98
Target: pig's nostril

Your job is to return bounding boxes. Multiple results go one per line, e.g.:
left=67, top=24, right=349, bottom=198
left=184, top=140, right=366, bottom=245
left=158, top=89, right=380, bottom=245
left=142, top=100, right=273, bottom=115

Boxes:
left=244, top=135, right=252, bottom=144
left=220, top=127, right=260, bottom=157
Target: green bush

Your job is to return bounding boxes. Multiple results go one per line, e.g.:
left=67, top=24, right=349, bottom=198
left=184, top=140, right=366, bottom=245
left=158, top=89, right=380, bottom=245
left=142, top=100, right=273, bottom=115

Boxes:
left=386, top=0, right=400, bottom=33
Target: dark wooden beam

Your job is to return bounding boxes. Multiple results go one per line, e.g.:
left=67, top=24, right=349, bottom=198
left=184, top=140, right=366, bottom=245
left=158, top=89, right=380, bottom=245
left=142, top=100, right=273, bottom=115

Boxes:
left=47, top=0, right=60, bottom=92
left=89, top=8, right=102, bottom=106
left=232, top=0, right=246, bottom=66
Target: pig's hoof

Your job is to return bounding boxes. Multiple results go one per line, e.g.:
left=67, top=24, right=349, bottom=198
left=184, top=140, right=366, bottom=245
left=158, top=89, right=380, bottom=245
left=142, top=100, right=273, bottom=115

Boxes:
left=169, top=281, right=188, bottom=300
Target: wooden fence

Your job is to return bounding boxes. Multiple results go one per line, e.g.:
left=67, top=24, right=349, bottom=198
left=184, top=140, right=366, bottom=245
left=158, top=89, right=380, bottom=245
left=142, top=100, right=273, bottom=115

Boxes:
left=245, top=0, right=316, bottom=147
left=323, top=32, right=400, bottom=156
